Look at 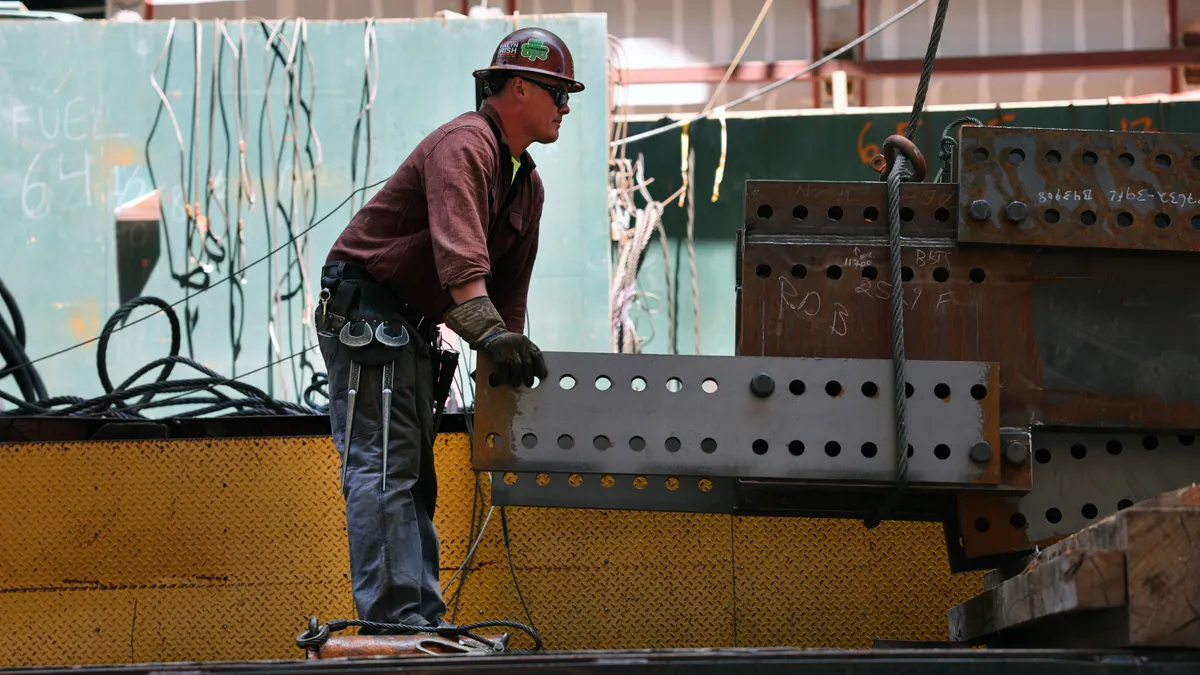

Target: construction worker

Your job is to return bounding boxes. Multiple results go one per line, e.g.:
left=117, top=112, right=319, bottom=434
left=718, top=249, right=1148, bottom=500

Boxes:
left=312, top=27, right=582, bottom=633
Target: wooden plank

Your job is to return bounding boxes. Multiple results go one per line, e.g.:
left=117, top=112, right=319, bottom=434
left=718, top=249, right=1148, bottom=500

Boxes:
left=949, top=549, right=1126, bottom=642
left=1125, top=508, right=1200, bottom=646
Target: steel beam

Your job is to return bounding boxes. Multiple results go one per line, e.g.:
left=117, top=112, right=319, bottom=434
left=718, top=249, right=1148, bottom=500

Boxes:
left=618, top=48, right=1200, bottom=86
left=956, top=126, right=1200, bottom=252
left=473, top=352, right=1003, bottom=488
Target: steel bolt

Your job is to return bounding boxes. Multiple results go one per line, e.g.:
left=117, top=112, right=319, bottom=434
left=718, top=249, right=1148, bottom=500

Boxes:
left=969, top=441, right=993, bottom=464
left=1004, top=200, right=1029, bottom=223
left=969, top=200, right=991, bottom=221
left=1005, top=442, right=1029, bottom=465
left=750, top=373, right=775, bottom=398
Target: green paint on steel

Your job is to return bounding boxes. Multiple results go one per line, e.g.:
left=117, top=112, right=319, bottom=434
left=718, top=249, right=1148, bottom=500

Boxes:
left=0, top=16, right=610, bottom=403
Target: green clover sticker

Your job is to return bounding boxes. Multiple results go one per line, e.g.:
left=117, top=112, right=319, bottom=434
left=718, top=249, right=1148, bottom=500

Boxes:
left=520, top=39, right=550, bottom=61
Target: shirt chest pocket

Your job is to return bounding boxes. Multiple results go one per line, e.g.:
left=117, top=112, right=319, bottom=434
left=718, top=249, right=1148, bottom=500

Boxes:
left=489, top=210, right=525, bottom=261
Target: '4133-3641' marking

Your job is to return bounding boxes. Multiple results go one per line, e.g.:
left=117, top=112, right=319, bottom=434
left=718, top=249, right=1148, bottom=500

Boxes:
left=1037, top=188, right=1198, bottom=207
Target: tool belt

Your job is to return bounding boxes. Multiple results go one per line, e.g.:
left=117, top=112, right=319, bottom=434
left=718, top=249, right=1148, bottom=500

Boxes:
left=319, top=261, right=459, bottom=427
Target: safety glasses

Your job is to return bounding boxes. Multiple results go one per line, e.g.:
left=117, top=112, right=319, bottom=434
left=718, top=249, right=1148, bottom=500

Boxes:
left=523, top=78, right=569, bottom=107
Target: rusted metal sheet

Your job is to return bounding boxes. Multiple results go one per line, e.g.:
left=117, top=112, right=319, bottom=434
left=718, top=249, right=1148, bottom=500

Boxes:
left=956, top=126, right=1200, bottom=252
left=739, top=180, right=1200, bottom=430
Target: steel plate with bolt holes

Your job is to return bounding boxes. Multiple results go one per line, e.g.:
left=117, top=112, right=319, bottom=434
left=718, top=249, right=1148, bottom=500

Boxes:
left=1014, top=431, right=1200, bottom=544
left=489, top=472, right=736, bottom=513
left=472, top=352, right=1001, bottom=487
left=956, top=126, right=1200, bottom=252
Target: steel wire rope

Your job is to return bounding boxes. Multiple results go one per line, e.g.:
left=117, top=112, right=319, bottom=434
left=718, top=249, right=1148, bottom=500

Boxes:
left=865, top=0, right=951, bottom=529
left=610, top=0, right=931, bottom=148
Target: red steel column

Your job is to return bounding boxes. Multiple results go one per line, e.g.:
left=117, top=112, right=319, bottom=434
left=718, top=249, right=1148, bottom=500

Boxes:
left=811, top=0, right=822, bottom=108
left=1169, top=0, right=1181, bottom=93
left=858, top=0, right=868, bottom=106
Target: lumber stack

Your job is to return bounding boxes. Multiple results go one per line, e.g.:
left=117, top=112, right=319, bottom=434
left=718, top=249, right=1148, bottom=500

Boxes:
left=948, top=485, right=1200, bottom=648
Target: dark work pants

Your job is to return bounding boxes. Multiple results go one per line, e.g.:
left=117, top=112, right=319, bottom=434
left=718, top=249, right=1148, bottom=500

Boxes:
left=315, top=312, right=446, bottom=631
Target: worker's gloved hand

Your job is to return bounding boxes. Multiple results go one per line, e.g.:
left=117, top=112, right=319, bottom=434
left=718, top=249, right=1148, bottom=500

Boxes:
left=442, top=296, right=548, bottom=388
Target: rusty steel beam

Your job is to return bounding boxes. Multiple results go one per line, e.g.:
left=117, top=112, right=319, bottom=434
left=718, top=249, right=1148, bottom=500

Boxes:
left=737, top=178, right=1200, bottom=563
left=618, top=48, right=1200, bottom=86
left=956, top=126, right=1200, bottom=253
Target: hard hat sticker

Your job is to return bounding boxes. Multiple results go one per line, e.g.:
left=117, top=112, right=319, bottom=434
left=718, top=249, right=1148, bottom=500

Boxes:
left=498, top=42, right=519, bottom=56
left=520, top=39, right=550, bottom=61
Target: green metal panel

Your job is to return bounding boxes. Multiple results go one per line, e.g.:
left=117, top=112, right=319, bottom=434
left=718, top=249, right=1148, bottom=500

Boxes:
left=620, top=100, right=1200, bottom=357
left=0, top=16, right=610, bottom=404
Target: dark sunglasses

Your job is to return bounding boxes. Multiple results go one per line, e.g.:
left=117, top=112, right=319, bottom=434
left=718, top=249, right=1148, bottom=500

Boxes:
left=523, top=78, right=569, bottom=107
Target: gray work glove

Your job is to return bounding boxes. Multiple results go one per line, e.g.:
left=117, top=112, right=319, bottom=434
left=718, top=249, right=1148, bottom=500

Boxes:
left=442, top=296, right=547, bottom=388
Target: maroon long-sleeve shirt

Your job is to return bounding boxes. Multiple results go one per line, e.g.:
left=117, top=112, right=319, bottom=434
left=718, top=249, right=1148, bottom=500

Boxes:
left=325, top=102, right=543, bottom=333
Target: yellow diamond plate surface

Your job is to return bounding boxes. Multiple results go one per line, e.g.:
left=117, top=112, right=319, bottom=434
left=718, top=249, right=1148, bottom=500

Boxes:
left=0, top=433, right=979, bottom=667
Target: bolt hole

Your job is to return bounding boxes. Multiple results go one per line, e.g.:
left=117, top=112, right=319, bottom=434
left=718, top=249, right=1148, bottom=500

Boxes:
left=1107, top=439, right=1123, bottom=455
left=1035, top=448, right=1051, bottom=464
left=486, top=432, right=500, bottom=448
left=934, top=444, right=951, bottom=460
left=1180, top=434, right=1196, bottom=446
left=1082, top=151, right=1098, bottom=166
left=825, top=441, right=841, bottom=457
left=631, top=376, right=647, bottom=391
left=934, top=383, right=951, bottom=399
left=935, top=207, right=950, bottom=222
left=1155, top=213, right=1171, bottom=229
left=1118, top=212, right=1134, bottom=227
left=1080, top=210, right=1097, bottom=226
left=701, top=438, right=718, bottom=454
left=666, top=377, right=682, bottom=393
left=755, top=263, right=771, bottom=278
left=825, top=381, right=843, bottom=396
left=788, top=440, right=805, bottom=456
left=1192, top=216, right=1200, bottom=231
left=559, top=375, right=576, bottom=390
left=1118, top=152, right=1135, bottom=168
left=521, top=433, right=538, bottom=449
left=969, top=268, right=987, bottom=283
left=974, top=517, right=991, bottom=533
left=1010, top=513, right=1028, bottom=529
left=861, top=381, right=879, bottom=397
left=828, top=205, right=844, bottom=220
left=901, top=266, right=914, bottom=282
left=1008, top=149, right=1025, bottom=164
left=861, top=442, right=878, bottom=458
left=793, top=204, right=808, bottom=220
left=907, top=444, right=915, bottom=458
left=1156, top=153, right=1172, bottom=168
left=791, top=264, right=807, bottom=279
left=629, top=436, right=645, bottom=451
left=1193, top=155, right=1200, bottom=170
left=970, top=384, right=988, bottom=400
left=905, top=382, right=914, bottom=398
left=757, top=204, right=773, bottom=219
left=826, top=265, right=843, bottom=280
left=862, top=265, right=878, bottom=280
left=752, top=439, right=769, bottom=455
left=1143, top=435, right=1159, bottom=450
left=789, top=379, right=806, bottom=396
left=973, top=147, right=990, bottom=162
left=1118, top=498, right=1134, bottom=510
left=593, top=435, right=611, bottom=450
left=933, top=267, right=949, bottom=282
left=557, top=434, right=574, bottom=450
left=864, top=206, right=880, bottom=222
left=1046, top=508, right=1063, bottom=524
left=702, top=378, right=718, bottom=393
left=900, top=207, right=915, bottom=222
left=665, top=437, right=681, bottom=452
left=1070, top=443, right=1087, bottom=459
left=1082, top=503, right=1099, bottom=520
left=1044, top=209, right=1061, bottom=224
left=1045, top=150, right=1062, bottom=165
left=594, top=376, right=611, bottom=391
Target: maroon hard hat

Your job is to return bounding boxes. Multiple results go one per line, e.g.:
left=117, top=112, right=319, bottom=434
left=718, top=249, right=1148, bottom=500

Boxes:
left=472, top=27, right=585, bottom=93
